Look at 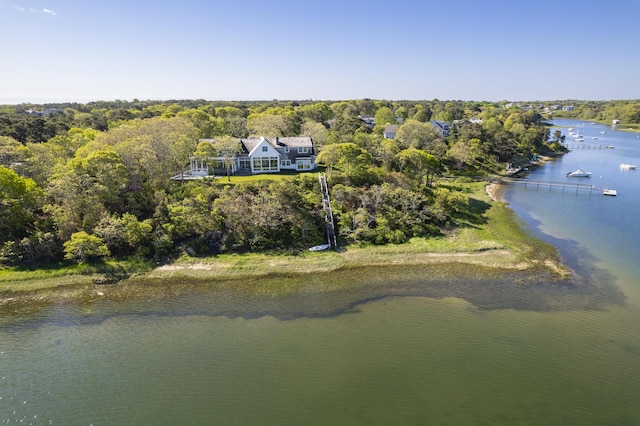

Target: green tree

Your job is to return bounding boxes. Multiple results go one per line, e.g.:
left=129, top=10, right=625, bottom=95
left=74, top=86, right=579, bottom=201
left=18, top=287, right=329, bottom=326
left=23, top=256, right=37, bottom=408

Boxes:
left=177, top=108, right=225, bottom=138
left=374, top=107, right=397, bottom=126
left=300, top=120, right=329, bottom=151
left=0, top=166, right=44, bottom=244
left=247, top=114, right=287, bottom=137
left=212, top=136, right=241, bottom=181
left=376, top=139, right=400, bottom=170
left=448, top=140, right=472, bottom=172
left=552, top=129, right=565, bottom=143
left=395, top=148, right=439, bottom=186
left=412, top=106, right=432, bottom=122
left=63, top=231, right=111, bottom=263
left=297, top=103, right=333, bottom=123
left=317, top=143, right=372, bottom=178
left=395, top=119, right=439, bottom=150
left=0, top=136, right=29, bottom=167
left=97, top=116, right=199, bottom=188
left=45, top=148, right=129, bottom=239
left=331, top=104, right=370, bottom=142
left=194, top=140, right=217, bottom=157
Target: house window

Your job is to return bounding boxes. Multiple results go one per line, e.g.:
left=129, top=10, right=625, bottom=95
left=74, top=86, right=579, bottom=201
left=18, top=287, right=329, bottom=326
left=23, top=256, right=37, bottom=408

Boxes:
left=262, top=146, right=268, bottom=152
left=281, top=159, right=291, bottom=167
left=238, top=158, right=251, bottom=169
left=252, top=156, right=279, bottom=171
left=284, top=147, right=290, bottom=153
left=297, top=147, right=310, bottom=154
left=297, top=159, right=312, bottom=170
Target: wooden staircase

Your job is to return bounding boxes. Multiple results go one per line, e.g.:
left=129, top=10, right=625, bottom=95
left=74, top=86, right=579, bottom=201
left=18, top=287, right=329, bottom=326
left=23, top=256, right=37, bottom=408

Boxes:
left=318, top=173, right=337, bottom=249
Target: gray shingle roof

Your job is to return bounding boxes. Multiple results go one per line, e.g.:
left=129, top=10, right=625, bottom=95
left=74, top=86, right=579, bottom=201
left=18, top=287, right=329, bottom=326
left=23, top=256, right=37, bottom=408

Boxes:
left=200, top=136, right=314, bottom=154
left=240, top=136, right=313, bottom=152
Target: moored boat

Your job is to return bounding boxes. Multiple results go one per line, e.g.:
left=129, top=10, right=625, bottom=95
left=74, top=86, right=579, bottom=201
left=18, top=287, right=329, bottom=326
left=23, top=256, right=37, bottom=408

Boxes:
left=566, top=168, right=592, bottom=177
left=620, top=163, right=637, bottom=170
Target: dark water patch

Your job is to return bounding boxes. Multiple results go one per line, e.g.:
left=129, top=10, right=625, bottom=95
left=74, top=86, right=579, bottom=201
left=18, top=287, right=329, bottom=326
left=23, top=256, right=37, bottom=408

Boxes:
left=0, top=260, right=625, bottom=330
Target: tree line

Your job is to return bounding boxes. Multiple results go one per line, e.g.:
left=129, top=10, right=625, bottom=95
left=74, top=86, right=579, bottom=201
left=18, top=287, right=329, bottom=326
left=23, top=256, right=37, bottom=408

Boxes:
left=549, top=100, right=640, bottom=125
left=0, top=99, right=556, bottom=266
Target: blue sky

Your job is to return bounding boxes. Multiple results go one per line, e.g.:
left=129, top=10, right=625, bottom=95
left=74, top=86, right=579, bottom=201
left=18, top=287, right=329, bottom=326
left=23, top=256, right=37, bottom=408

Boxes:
left=1, top=0, right=639, bottom=103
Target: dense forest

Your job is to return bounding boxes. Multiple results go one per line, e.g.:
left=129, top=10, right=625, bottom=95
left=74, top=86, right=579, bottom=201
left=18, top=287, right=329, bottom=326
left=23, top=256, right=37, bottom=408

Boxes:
left=0, top=98, right=566, bottom=267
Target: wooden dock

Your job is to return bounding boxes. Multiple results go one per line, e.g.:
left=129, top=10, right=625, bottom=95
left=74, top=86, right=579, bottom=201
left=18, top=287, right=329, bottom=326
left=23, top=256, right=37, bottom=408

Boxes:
left=493, top=177, right=613, bottom=195
left=563, top=144, right=614, bottom=150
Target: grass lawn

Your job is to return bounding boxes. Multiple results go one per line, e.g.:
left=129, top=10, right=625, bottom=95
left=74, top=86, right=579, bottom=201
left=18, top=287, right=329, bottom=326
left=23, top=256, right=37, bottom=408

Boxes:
left=211, top=170, right=320, bottom=185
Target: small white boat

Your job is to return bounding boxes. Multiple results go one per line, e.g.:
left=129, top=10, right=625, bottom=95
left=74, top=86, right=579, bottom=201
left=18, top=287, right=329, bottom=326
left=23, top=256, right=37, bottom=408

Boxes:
left=574, top=137, right=584, bottom=142
left=602, top=189, right=617, bottom=196
left=566, top=168, right=592, bottom=177
left=619, top=164, right=637, bottom=170
left=308, top=244, right=331, bottom=251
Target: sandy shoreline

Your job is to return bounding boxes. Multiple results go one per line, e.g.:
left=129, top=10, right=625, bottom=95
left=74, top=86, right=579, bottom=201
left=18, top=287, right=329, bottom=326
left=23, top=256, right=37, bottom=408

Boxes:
left=485, top=183, right=499, bottom=201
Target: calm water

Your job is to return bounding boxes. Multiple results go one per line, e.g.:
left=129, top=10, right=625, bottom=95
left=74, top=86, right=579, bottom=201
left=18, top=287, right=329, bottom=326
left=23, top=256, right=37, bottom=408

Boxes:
left=2, top=119, right=640, bottom=425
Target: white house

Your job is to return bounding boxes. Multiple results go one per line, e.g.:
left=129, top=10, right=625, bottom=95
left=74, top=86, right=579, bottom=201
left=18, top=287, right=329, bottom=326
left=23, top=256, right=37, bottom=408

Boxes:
left=187, top=136, right=316, bottom=178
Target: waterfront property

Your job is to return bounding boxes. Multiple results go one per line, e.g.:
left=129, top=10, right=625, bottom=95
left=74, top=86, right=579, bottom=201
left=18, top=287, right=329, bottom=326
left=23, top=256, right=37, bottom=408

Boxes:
left=186, top=136, right=316, bottom=178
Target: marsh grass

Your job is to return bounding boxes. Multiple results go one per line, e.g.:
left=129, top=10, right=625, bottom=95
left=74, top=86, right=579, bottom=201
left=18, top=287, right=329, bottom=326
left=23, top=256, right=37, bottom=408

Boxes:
left=0, top=259, right=155, bottom=292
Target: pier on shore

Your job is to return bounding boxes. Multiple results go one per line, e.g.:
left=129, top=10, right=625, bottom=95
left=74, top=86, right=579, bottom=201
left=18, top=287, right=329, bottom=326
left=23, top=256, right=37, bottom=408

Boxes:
left=492, top=177, right=615, bottom=195
left=563, top=144, right=614, bottom=150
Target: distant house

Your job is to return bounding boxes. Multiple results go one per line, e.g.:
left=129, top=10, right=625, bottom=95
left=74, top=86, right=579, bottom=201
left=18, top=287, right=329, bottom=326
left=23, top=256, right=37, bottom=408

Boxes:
left=383, top=124, right=399, bottom=139
left=431, top=120, right=450, bottom=137
left=359, top=115, right=375, bottom=128
left=185, top=136, right=316, bottom=178
left=25, top=108, right=60, bottom=116
left=562, top=105, right=574, bottom=111
left=612, top=119, right=621, bottom=126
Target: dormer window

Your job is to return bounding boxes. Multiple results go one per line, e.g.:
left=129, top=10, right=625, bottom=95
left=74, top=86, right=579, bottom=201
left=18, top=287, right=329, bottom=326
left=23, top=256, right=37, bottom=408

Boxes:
left=298, top=147, right=310, bottom=154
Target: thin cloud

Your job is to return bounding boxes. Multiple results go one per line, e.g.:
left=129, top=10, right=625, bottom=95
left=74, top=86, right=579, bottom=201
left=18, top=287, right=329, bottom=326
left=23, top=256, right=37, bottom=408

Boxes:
left=13, top=6, right=57, bottom=15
